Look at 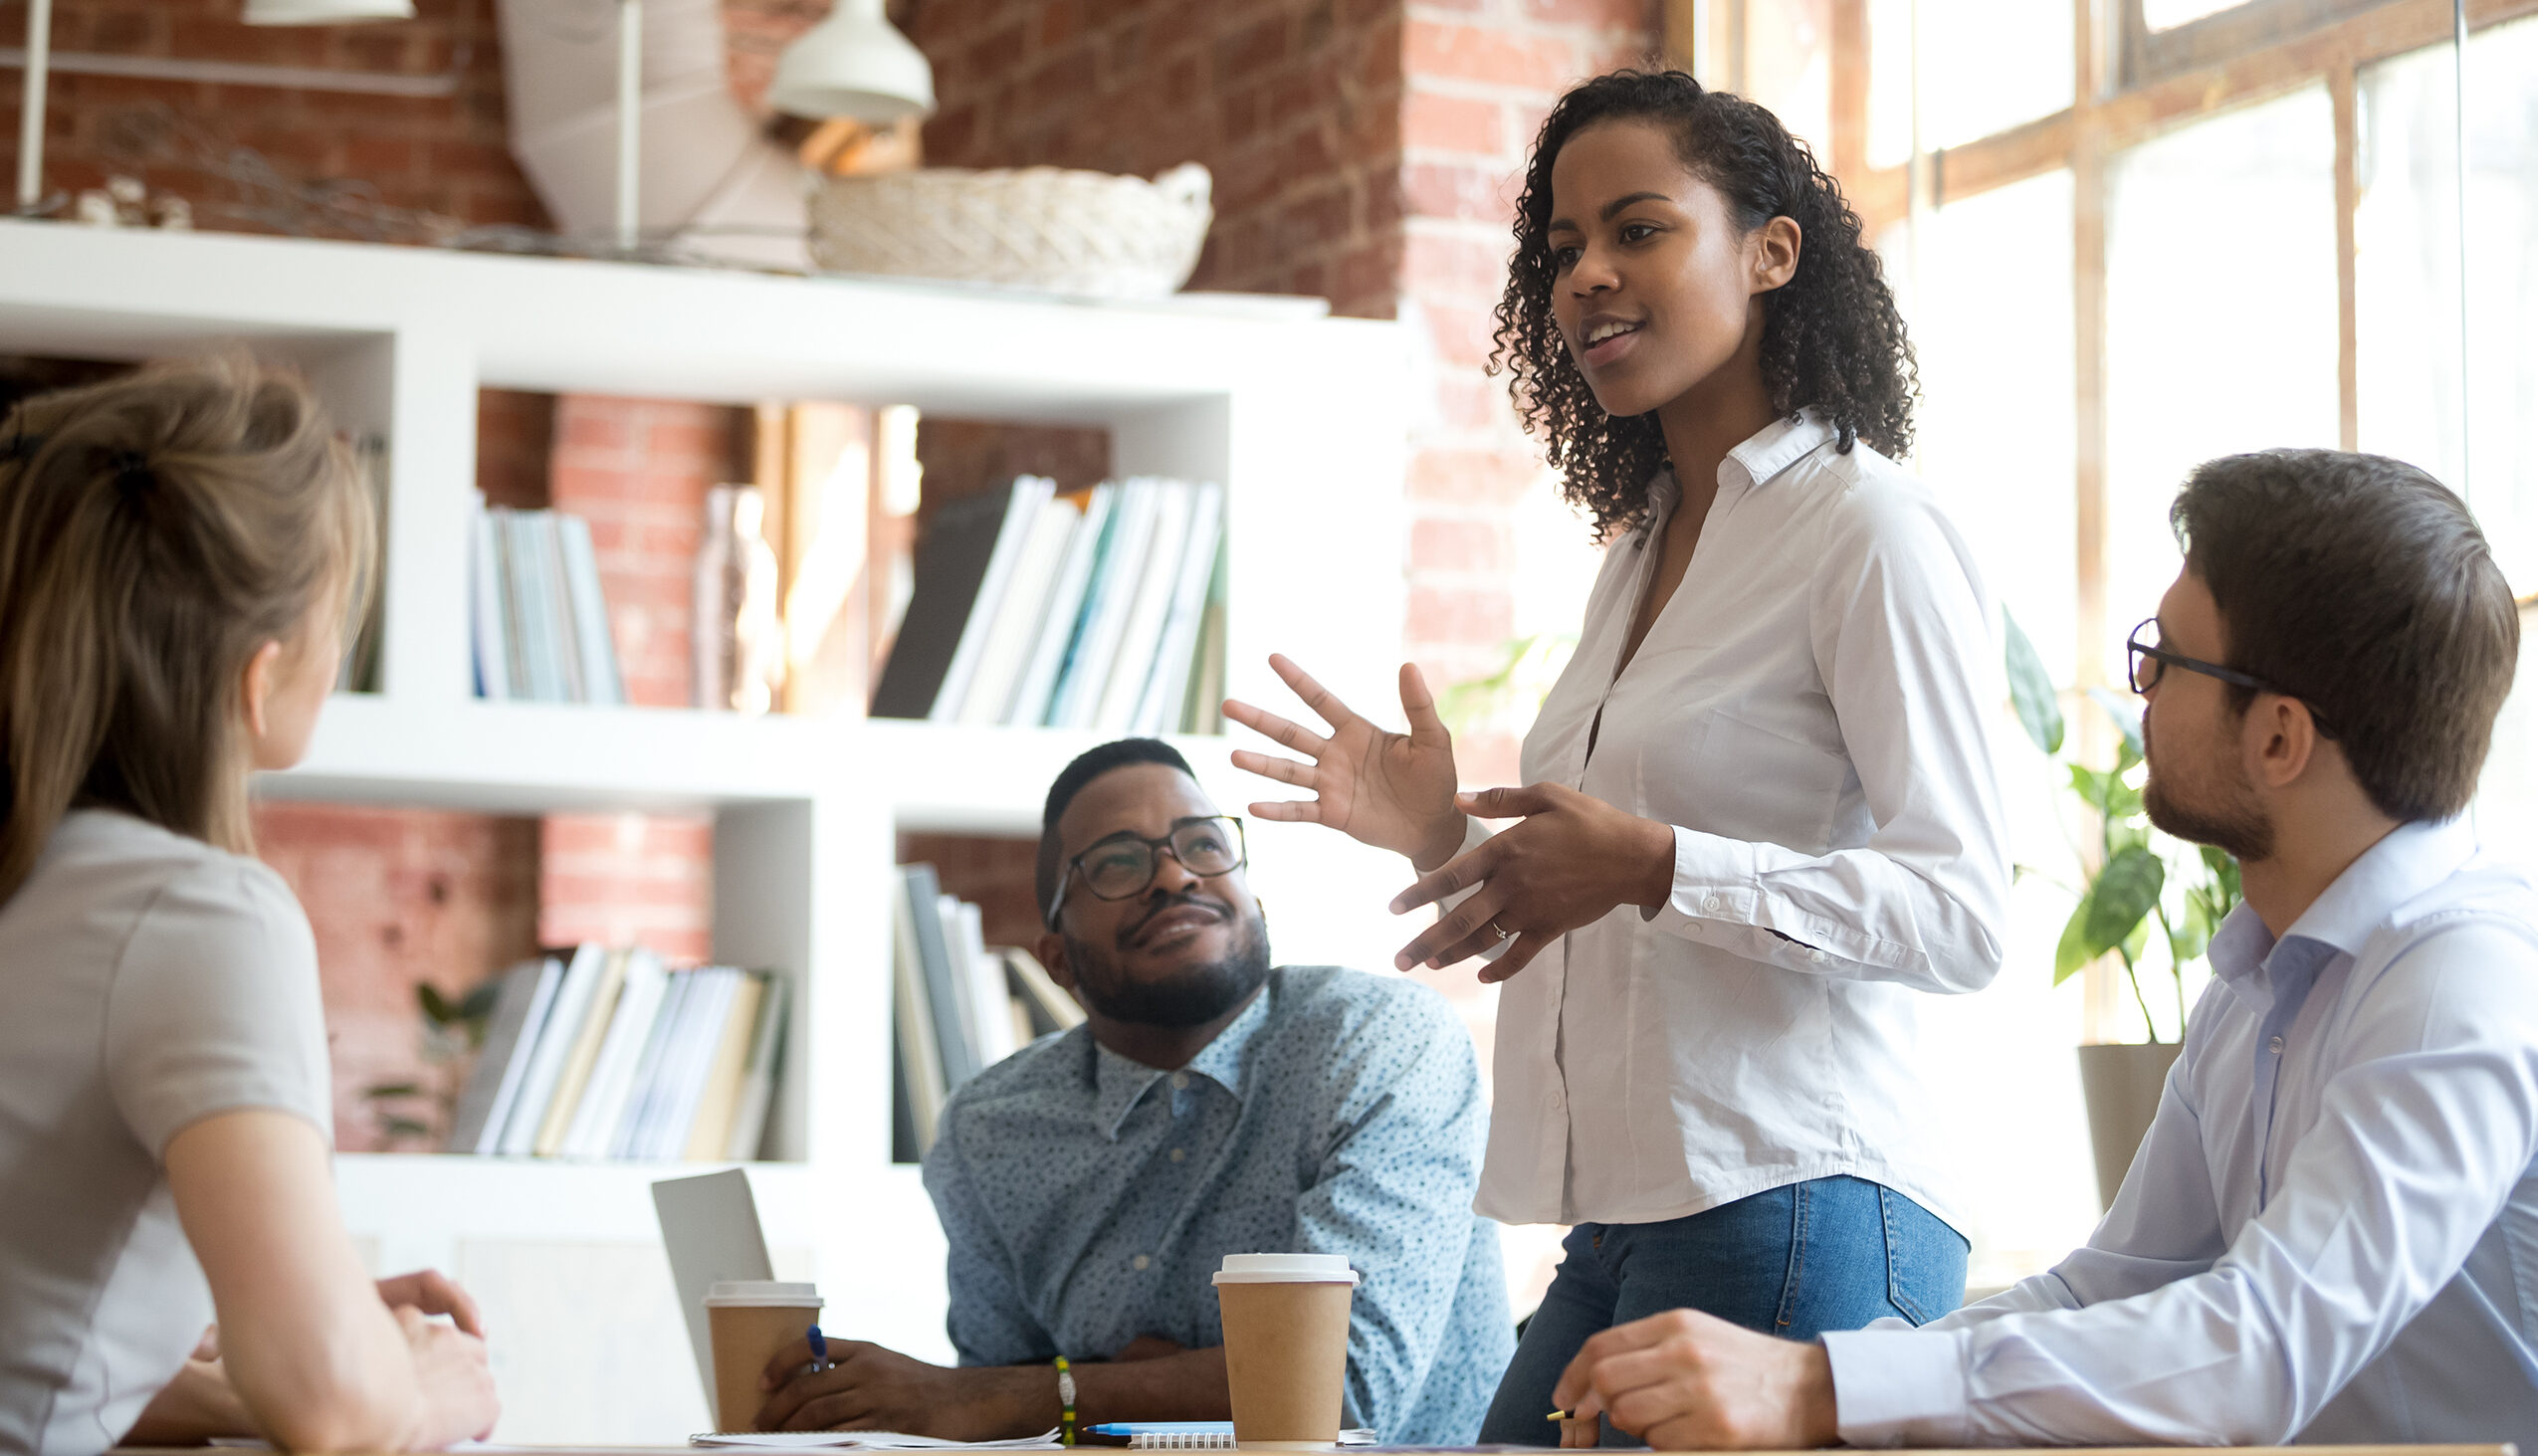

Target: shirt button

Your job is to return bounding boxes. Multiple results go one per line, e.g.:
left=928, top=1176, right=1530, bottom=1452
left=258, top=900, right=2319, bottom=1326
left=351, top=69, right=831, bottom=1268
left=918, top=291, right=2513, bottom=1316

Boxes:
left=2268, top=1035, right=2284, bottom=1055
left=1169, top=1072, right=1189, bottom=1091
left=1702, top=894, right=1725, bottom=914
left=1133, top=1254, right=1151, bottom=1271
left=1168, top=1148, right=1185, bottom=1162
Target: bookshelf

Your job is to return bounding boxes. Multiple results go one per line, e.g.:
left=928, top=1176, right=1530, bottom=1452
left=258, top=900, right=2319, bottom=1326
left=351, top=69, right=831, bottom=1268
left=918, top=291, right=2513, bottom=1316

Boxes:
left=0, top=218, right=1409, bottom=1441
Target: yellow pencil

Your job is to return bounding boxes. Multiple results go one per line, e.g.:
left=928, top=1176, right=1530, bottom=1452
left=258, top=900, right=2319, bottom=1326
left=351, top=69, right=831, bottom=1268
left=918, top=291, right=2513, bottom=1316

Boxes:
left=1547, top=1410, right=1572, bottom=1421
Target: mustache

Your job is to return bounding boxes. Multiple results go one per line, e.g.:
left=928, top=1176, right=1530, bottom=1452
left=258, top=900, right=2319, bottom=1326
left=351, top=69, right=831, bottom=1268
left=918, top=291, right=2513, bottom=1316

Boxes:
left=1120, top=889, right=1234, bottom=947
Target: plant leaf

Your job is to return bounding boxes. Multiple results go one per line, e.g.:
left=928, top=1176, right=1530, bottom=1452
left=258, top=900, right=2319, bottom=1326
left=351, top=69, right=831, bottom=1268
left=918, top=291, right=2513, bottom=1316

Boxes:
left=2054, top=891, right=2096, bottom=984
left=2068, top=763, right=2117, bottom=815
left=363, top=1081, right=425, bottom=1101
left=2003, top=610, right=2065, bottom=755
left=416, top=982, right=456, bottom=1024
left=457, top=980, right=503, bottom=1022
left=2201, top=844, right=2243, bottom=906
left=2084, top=844, right=2167, bottom=954
left=2089, top=688, right=2145, bottom=767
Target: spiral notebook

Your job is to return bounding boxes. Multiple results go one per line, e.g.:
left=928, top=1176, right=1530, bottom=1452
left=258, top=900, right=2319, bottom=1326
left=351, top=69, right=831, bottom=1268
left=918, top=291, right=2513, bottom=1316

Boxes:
left=1080, top=1424, right=1378, bottom=1450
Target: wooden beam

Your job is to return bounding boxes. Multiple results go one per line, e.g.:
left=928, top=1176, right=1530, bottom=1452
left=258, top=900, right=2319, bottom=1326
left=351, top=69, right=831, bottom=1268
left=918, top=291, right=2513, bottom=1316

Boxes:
left=2096, top=0, right=2538, bottom=152
left=2074, top=0, right=2120, bottom=1044
left=1828, top=0, right=1870, bottom=188
left=1845, top=0, right=2538, bottom=227
left=2331, top=64, right=2360, bottom=452
left=1660, top=0, right=1703, bottom=74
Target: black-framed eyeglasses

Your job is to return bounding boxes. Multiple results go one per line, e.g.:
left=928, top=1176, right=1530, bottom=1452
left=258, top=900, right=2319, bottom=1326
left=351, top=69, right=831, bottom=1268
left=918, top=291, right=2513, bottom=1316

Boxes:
left=1044, top=815, right=1248, bottom=929
left=2125, top=617, right=2335, bottom=736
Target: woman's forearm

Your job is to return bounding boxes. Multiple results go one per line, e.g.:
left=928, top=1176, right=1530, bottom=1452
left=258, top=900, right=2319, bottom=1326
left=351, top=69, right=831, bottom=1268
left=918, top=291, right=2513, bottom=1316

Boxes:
left=123, top=1358, right=259, bottom=1446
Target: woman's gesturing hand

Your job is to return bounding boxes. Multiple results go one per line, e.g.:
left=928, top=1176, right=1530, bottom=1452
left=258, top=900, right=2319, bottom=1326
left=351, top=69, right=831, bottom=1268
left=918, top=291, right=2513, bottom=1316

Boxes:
left=1225, top=656, right=1466, bottom=870
left=1388, top=783, right=1676, bottom=981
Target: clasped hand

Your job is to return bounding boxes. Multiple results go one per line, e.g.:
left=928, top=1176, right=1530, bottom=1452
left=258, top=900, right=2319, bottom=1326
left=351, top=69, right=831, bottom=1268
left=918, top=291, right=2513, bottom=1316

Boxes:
left=1389, top=783, right=1675, bottom=981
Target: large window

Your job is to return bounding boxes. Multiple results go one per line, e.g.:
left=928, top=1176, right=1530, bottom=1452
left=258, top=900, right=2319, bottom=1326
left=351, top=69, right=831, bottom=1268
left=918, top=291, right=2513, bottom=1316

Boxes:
left=1676, top=0, right=2538, bottom=1285
left=2104, top=87, right=2342, bottom=631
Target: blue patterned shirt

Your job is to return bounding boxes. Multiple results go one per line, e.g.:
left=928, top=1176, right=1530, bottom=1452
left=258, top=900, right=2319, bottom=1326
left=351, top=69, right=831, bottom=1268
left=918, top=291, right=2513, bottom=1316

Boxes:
left=921, top=965, right=1511, bottom=1444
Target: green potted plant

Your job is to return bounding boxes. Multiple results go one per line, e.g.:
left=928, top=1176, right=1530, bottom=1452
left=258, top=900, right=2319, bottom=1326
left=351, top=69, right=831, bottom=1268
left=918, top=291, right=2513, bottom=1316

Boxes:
left=2004, top=612, right=2242, bottom=1208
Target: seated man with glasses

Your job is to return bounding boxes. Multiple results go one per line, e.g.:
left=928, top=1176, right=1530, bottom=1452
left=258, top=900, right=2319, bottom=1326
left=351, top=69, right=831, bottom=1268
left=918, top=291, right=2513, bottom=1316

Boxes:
left=1543, top=449, right=2538, bottom=1449
left=753, top=737, right=1511, bottom=1443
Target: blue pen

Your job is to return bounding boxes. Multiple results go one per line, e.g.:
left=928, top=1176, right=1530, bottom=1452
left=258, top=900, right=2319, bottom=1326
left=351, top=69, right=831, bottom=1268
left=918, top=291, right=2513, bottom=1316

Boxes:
left=807, top=1324, right=834, bottom=1374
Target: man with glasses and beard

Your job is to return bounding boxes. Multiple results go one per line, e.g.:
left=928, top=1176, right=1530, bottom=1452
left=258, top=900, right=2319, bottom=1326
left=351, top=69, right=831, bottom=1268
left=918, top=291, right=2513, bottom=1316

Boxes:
left=752, top=738, right=1510, bottom=1443
left=1538, top=449, right=2538, bottom=1450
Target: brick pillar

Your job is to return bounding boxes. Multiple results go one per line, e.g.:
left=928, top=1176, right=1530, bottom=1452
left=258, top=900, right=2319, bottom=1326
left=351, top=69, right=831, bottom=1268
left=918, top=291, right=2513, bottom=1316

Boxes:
left=538, top=394, right=746, bottom=968
left=1397, top=1, right=1657, bottom=789
left=548, top=394, right=742, bottom=711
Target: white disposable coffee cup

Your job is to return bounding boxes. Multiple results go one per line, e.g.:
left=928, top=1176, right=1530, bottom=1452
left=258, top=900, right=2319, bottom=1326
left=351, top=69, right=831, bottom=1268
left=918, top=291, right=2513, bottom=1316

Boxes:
left=704, top=1280, right=823, bottom=1432
left=1212, top=1253, right=1359, bottom=1450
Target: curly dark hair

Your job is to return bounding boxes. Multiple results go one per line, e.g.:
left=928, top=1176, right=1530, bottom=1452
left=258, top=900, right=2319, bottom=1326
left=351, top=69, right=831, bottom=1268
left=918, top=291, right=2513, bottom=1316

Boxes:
left=1489, top=70, right=1918, bottom=537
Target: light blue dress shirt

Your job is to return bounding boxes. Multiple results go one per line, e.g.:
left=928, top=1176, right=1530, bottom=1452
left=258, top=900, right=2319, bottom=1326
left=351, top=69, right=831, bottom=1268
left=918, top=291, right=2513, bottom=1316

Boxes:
left=920, top=965, right=1512, bottom=1444
left=1824, top=816, right=2538, bottom=1445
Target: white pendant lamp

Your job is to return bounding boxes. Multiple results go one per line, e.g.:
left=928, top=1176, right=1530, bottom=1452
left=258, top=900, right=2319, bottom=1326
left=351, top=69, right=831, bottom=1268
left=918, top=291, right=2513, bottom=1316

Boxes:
left=243, top=0, right=414, bottom=23
left=766, top=0, right=935, bottom=123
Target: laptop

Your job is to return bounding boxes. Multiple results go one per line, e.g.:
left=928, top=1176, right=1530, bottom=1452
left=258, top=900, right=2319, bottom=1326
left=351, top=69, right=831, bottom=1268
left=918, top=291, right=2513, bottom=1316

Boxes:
left=653, top=1168, right=777, bottom=1406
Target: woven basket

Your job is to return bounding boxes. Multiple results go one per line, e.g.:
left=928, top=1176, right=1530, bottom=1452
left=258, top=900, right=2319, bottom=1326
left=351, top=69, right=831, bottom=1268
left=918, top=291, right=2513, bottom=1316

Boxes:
left=807, top=163, right=1212, bottom=300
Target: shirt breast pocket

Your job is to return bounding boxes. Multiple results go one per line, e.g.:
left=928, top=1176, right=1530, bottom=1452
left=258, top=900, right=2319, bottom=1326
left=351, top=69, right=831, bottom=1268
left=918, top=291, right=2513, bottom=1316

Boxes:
left=1678, top=711, right=1849, bottom=855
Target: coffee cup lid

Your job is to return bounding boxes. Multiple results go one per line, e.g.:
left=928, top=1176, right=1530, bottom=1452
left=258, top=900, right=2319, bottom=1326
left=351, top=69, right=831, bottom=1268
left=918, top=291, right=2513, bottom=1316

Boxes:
left=1210, top=1253, right=1359, bottom=1285
left=704, top=1280, right=824, bottom=1307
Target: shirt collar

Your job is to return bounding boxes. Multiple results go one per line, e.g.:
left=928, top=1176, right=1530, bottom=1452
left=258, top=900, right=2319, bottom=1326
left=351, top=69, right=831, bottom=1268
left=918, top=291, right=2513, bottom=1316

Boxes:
left=1638, top=411, right=1834, bottom=540
left=1722, top=409, right=1836, bottom=492
left=2208, top=816, right=2479, bottom=1003
left=1086, top=982, right=1274, bottom=1142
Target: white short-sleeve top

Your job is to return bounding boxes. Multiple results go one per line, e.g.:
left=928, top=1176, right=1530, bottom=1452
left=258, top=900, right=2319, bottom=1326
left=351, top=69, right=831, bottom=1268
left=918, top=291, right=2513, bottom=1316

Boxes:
left=0, top=809, right=332, bottom=1456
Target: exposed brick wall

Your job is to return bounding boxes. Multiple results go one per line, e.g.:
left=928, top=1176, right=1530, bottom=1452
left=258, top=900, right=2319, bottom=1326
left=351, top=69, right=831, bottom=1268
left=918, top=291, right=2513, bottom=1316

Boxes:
left=912, top=418, right=1111, bottom=528
left=0, top=0, right=546, bottom=234
left=539, top=812, right=718, bottom=966
left=900, top=832, right=1043, bottom=952
left=251, top=803, right=541, bottom=1151
left=723, top=0, right=1406, bottom=319
left=476, top=387, right=556, bottom=510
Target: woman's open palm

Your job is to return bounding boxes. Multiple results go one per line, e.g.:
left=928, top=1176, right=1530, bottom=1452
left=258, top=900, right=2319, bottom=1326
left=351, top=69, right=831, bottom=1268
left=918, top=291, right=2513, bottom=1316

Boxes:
left=1225, top=656, right=1465, bottom=868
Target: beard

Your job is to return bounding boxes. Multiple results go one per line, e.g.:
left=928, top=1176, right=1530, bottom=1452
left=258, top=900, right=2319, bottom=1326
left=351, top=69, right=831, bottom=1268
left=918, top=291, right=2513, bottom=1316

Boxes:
left=2142, top=714, right=2275, bottom=862
left=1063, top=897, right=1274, bottom=1029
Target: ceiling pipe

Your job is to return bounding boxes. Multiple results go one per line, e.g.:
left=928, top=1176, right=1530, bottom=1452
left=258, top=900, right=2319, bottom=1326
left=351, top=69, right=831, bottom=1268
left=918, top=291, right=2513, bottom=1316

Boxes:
left=496, top=0, right=809, bottom=269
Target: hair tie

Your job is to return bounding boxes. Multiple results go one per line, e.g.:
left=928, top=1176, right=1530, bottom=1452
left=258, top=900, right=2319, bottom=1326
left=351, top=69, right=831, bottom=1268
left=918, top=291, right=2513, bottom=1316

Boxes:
left=110, top=449, right=153, bottom=497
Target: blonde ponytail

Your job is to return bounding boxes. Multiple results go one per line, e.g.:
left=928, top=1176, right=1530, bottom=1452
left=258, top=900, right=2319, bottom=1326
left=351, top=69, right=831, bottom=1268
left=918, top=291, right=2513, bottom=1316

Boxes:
left=0, top=353, right=373, bottom=902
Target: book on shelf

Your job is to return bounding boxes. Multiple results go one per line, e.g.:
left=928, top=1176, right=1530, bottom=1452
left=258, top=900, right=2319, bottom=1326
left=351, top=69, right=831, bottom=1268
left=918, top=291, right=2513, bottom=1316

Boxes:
left=446, top=944, right=790, bottom=1162
left=469, top=500, right=627, bottom=706
left=890, top=866, right=1088, bottom=1162
left=874, top=476, right=1229, bottom=734
left=868, top=489, right=1020, bottom=721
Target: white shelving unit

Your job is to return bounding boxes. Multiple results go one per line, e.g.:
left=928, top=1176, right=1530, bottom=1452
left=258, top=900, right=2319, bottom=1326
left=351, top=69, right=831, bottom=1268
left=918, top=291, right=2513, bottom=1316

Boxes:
left=0, top=219, right=1410, bottom=1441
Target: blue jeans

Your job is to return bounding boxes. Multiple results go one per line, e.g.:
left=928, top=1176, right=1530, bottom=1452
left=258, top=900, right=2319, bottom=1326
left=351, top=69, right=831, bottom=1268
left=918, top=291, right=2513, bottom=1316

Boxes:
left=1477, top=1176, right=1967, bottom=1446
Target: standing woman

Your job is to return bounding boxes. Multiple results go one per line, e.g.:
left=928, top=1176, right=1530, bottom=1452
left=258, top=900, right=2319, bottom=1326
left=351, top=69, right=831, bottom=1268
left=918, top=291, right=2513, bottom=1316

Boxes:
left=1225, top=70, right=2008, bottom=1443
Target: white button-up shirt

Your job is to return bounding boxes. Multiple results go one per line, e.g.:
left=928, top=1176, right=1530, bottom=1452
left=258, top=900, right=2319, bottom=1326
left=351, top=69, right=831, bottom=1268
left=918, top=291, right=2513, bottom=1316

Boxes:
left=1825, top=816, right=2538, bottom=1446
left=1476, top=411, right=2009, bottom=1228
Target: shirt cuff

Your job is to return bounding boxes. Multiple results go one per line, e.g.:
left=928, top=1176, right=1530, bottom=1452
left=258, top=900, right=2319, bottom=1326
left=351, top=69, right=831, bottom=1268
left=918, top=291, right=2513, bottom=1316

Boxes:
left=1822, top=1328, right=1972, bottom=1448
left=1643, top=824, right=1757, bottom=928
left=1436, top=815, right=1511, bottom=964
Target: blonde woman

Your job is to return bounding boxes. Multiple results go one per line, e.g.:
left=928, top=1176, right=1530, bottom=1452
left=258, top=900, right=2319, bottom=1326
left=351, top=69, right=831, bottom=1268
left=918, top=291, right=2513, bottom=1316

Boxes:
left=0, top=357, right=500, bottom=1454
